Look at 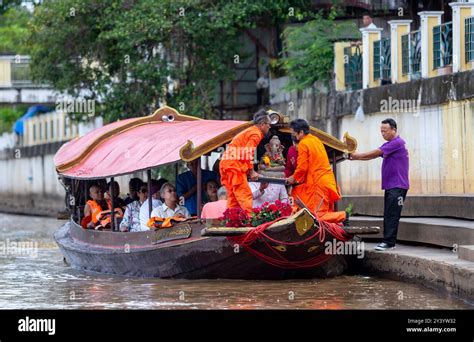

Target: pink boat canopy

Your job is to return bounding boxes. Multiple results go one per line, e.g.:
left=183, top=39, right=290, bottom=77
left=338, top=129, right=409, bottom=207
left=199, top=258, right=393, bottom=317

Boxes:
left=54, top=106, right=250, bottom=179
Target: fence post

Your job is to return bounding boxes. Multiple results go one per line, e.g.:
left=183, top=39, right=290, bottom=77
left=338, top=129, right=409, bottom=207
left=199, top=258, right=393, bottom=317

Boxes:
left=418, top=11, right=444, bottom=78
left=388, top=20, right=412, bottom=84
left=450, top=2, right=474, bottom=73
left=360, top=27, right=383, bottom=89
left=334, top=42, right=351, bottom=91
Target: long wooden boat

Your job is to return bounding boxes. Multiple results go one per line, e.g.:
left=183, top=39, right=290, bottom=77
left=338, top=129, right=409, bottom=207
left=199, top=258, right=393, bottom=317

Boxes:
left=53, top=106, right=375, bottom=279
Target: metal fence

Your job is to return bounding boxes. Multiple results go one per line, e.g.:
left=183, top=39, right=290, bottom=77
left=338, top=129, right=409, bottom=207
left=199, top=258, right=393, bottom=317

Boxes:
left=10, top=59, right=32, bottom=86
left=344, top=45, right=362, bottom=90
left=433, top=21, right=452, bottom=68
left=466, top=16, right=474, bottom=62
left=401, top=30, right=421, bottom=77
left=373, top=37, right=391, bottom=81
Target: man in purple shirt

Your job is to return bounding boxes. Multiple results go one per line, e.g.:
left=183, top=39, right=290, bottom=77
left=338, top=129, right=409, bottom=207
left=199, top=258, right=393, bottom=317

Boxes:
left=350, top=118, right=409, bottom=251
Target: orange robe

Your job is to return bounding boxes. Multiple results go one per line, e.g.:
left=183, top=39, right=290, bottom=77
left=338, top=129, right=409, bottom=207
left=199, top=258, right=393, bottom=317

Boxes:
left=291, top=134, right=346, bottom=223
left=220, top=125, right=263, bottom=214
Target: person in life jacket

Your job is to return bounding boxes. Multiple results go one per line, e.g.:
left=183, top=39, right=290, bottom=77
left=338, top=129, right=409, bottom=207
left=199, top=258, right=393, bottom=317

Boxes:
left=105, top=180, right=126, bottom=210
left=95, top=207, right=124, bottom=230
left=82, top=184, right=110, bottom=229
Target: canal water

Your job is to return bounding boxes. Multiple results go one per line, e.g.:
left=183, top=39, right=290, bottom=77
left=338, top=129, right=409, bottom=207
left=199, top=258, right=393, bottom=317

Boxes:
left=0, top=213, right=472, bottom=309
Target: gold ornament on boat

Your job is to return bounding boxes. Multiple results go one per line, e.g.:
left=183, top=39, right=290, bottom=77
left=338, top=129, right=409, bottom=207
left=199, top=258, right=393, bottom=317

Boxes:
left=273, top=245, right=287, bottom=252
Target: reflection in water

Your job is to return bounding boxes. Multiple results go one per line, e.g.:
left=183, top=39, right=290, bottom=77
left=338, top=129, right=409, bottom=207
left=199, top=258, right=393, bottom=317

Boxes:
left=0, top=213, right=472, bottom=309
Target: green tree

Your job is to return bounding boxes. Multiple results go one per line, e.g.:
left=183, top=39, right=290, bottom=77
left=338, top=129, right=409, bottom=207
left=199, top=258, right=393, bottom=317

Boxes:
left=0, top=0, right=22, bottom=15
left=29, top=0, right=312, bottom=122
left=280, top=8, right=359, bottom=91
left=0, top=6, right=32, bottom=54
left=0, top=105, right=28, bottom=133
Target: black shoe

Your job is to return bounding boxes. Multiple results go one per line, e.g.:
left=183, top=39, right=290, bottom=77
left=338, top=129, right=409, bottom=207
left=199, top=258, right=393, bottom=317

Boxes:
left=374, top=242, right=395, bottom=251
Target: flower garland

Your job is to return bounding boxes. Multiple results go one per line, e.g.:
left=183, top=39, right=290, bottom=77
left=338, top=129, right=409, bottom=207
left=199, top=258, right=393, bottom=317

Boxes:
left=219, top=200, right=292, bottom=228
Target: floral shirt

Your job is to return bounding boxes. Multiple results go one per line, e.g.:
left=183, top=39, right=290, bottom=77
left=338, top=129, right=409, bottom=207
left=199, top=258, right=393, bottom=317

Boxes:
left=120, top=200, right=148, bottom=232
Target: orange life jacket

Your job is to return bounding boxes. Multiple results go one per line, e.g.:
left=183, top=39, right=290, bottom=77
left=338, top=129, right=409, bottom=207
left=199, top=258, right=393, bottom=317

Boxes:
left=96, top=208, right=124, bottom=228
left=147, top=216, right=189, bottom=229
left=86, top=200, right=109, bottom=224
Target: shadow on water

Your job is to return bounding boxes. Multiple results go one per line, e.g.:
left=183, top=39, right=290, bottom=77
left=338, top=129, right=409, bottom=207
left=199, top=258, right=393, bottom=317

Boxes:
left=0, top=213, right=472, bottom=309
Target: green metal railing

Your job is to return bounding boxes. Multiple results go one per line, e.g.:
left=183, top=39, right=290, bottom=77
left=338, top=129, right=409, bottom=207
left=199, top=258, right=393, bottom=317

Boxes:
left=373, top=38, right=391, bottom=81
left=401, top=30, right=421, bottom=77
left=465, top=16, right=474, bottom=62
left=11, top=61, right=32, bottom=85
left=344, top=45, right=362, bottom=90
left=433, top=21, right=452, bottom=68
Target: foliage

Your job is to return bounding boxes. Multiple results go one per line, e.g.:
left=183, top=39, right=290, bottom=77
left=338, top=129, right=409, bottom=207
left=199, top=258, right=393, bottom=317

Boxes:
left=0, top=105, right=28, bottom=133
left=29, top=0, right=310, bottom=122
left=0, top=0, right=22, bottom=15
left=280, top=7, right=359, bottom=91
left=0, top=6, right=32, bottom=54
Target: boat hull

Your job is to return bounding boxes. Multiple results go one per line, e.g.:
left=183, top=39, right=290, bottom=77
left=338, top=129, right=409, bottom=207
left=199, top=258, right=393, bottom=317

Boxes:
left=54, top=220, right=349, bottom=279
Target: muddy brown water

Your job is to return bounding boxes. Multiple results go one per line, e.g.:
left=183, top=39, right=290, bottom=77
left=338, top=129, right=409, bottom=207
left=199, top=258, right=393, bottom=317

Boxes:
left=0, top=213, right=472, bottom=309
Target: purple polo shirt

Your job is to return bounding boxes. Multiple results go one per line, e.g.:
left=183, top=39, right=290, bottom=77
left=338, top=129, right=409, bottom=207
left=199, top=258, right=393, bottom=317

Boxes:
left=379, top=136, right=409, bottom=190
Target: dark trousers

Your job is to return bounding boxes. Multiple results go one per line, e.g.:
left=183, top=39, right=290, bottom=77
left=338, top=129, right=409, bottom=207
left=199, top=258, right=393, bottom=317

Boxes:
left=383, top=188, right=408, bottom=246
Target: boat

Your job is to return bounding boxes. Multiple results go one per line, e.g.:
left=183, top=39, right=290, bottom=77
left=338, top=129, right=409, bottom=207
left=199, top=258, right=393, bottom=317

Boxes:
left=53, top=106, right=377, bottom=279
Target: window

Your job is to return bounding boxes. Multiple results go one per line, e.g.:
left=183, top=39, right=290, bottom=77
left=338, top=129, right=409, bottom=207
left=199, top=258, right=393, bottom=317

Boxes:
left=401, top=34, right=409, bottom=75
left=433, top=22, right=452, bottom=68
left=466, top=16, right=474, bottom=62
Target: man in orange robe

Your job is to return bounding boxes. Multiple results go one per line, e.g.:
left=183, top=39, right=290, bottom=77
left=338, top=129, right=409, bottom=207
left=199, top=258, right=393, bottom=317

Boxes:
left=220, top=110, right=271, bottom=214
left=286, top=119, right=347, bottom=224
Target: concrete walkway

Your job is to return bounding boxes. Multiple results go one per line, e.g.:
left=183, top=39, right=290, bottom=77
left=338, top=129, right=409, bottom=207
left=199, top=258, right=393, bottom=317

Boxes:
left=358, top=242, right=474, bottom=300
left=351, top=216, right=474, bottom=247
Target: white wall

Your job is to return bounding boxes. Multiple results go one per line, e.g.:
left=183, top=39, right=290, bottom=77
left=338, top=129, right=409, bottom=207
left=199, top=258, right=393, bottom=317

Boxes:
left=339, top=100, right=474, bottom=195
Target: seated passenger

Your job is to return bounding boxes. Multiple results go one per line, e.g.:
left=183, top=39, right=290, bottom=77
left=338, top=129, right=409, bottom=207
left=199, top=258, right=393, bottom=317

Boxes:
left=124, top=177, right=143, bottom=205
left=249, top=181, right=289, bottom=208
left=177, top=159, right=217, bottom=216
left=204, top=179, right=219, bottom=203
left=106, top=180, right=126, bottom=209
left=139, top=179, right=166, bottom=230
left=151, top=183, right=190, bottom=219
left=82, top=185, right=109, bottom=229
left=120, top=183, right=148, bottom=232
left=284, top=140, right=298, bottom=178
left=201, top=186, right=228, bottom=219
left=212, top=159, right=221, bottom=185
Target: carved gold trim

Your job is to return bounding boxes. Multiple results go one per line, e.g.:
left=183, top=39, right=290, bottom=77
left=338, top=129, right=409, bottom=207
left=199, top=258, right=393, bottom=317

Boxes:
left=294, top=209, right=316, bottom=236
left=273, top=245, right=287, bottom=252
left=277, top=127, right=357, bottom=154
left=181, top=125, right=357, bottom=162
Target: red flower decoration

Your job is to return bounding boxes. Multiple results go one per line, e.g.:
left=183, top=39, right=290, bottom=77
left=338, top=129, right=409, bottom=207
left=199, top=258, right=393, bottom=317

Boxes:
left=220, top=201, right=293, bottom=228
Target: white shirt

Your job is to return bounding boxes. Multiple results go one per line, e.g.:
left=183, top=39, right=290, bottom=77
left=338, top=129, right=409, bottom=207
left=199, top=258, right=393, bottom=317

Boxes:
left=151, top=203, right=190, bottom=219
left=139, top=198, right=162, bottom=230
left=249, top=182, right=289, bottom=208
